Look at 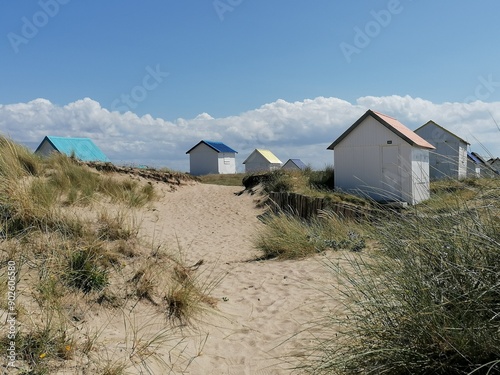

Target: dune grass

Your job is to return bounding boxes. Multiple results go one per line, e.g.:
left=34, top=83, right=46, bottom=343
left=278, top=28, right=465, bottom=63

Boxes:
left=256, top=210, right=367, bottom=259
left=198, top=173, right=246, bottom=186
left=252, top=169, right=499, bottom=373
left=289, top=177, right=500, bottom=374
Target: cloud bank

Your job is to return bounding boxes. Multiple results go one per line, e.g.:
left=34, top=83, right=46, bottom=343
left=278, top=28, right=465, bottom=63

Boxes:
left=1, top=95, right=499, bottom=172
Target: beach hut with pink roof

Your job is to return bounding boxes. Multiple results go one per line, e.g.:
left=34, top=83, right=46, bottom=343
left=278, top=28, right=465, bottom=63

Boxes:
left=327, top=109, right=435, bottom=205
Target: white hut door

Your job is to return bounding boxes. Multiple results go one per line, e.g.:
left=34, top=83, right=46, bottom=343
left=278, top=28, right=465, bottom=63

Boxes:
left=381, top=145, right=401, bottom=199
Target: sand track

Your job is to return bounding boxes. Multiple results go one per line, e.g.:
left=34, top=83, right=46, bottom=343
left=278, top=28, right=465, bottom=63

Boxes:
left=137, top=183, right=345, bottom=374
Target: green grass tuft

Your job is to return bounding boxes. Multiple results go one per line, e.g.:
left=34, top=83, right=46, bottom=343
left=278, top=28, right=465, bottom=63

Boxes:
left=65, top=248, right=109, bottom=293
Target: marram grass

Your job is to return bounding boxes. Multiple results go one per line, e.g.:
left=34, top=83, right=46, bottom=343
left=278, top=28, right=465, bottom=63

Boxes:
left=300, top=178, right=500, bottom=375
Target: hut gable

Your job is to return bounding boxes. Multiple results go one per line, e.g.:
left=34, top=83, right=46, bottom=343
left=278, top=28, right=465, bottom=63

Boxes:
left=414, top=120, right=469, bottom=180
left=243, top=149, right=282, bottom=173
left=282, top=159, right=307, bottom=171
left=488, top=157, right=500, bottom=174
left=470, top=152, right=499, bottom=177
left=186, top=140, right=237, bottom=176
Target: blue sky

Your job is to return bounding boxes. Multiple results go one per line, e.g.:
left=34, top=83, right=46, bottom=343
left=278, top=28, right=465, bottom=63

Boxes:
left=1, top=0, right=500, bottom=171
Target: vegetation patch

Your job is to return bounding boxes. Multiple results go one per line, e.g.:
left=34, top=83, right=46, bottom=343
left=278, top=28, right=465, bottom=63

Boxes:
left=199, top=173, right=246, bottom=186
left=256, top=211, right=366, bottom=259
left=65, top=249, right=109, bottom=293
left=298, top=177, right=500, bottom=374
left=0, top=136, right=216, bottom=373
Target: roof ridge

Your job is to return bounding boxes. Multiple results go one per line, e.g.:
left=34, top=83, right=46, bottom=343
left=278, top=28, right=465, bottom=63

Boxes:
left=372, top=110, right=397, bottom=120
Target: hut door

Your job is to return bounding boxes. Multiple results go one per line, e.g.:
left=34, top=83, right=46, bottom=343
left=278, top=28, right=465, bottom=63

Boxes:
left=381, top=146, right=401, bottom=201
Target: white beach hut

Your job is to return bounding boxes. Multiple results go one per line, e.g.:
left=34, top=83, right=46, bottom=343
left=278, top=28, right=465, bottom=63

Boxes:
left=282, top=159, right=307, bottom=171
left=186, top=140, right=237, bottom=176
left=327, top=109, right=435, bottom=205
left=414, top=120, right=469, bottom=180
left=469, top=152, right=499, bottom=178
left=243, top=149, right=282, bottom=173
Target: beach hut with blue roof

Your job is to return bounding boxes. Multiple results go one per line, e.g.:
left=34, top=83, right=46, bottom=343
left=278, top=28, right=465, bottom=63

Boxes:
left=186, top=140, right=238, bottom=175
left=35, top=136, right=110, bottom=162
left=282, top=158, right=307, bottom=171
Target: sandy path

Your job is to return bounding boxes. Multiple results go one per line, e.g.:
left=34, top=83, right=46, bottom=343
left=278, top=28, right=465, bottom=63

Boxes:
left=138, top=183, right=346, bottom=374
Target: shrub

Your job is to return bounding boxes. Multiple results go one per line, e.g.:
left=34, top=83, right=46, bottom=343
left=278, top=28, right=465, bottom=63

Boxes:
left=308, top=165, right=335, bottom=190
left=261, top=170, right=294, bottom=193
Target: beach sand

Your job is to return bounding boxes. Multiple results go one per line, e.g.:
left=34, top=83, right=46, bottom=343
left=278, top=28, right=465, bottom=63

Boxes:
left=124, top=182, right=346, bottom=374
left=82, top=181, right=348, bottom=374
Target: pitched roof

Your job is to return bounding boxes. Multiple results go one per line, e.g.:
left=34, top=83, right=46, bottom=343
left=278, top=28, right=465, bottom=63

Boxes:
left=471, top=151, right=488, bottom=165
left=327, top=109, right=435, bottom=150
left=35, top=136, right=110, bottom=162
left=471, top=152, right=499, bottom=174
left=243, top=149, right=282, bottom=164
left=467, top=151, right=481, bottom=164
left=284, top=158, right=307, bottom=170
left=414, top=120, right=470, bottom=144
left=185, top=140, right=237, bottom=154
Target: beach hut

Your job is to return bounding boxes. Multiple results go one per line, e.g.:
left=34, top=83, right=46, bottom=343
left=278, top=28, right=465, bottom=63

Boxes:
left=327, top=109, right=435, bottom=205
left=282, top=159, right=307, bottom=171
left=414, top=120, right=469, bottom=180
left=488, top=157, right=500, bottom=174
left=185, top=140, right=237, bottom=176
left=243, top=149, right=282, bottom=173
left=35, top=136, right=110, bottom=162
left=470, top=152, right=499, bottom=178
left=467, top=152, right=482, bottom=177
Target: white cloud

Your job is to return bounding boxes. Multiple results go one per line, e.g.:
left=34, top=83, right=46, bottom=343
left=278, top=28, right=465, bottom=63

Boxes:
left=1, top=95, right=499, bottom=172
